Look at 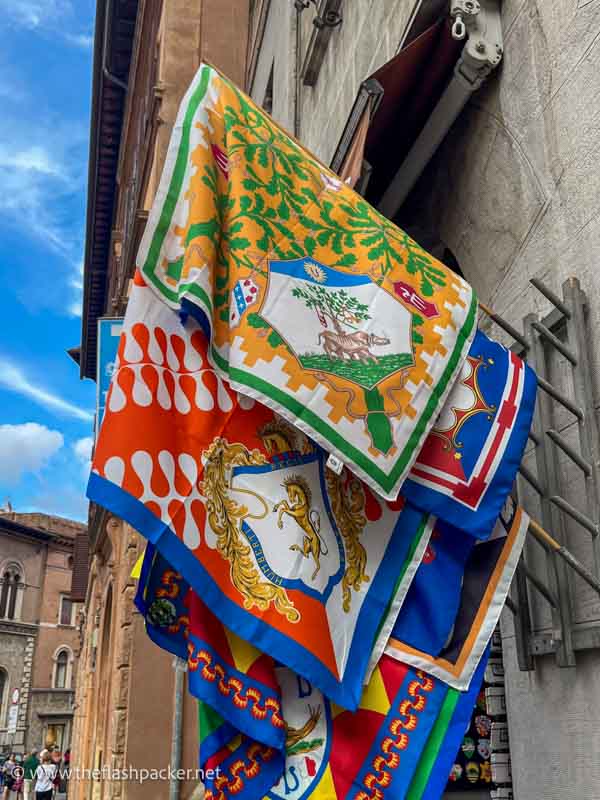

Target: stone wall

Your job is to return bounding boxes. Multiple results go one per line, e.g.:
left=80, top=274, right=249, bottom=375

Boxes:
left=248, top=0, right=417, bottom=164
left=0, top=529, right=47, bottom=625
left=396, top=2, right=600, bottom=798
left=0, top=627, right=32, bottom=750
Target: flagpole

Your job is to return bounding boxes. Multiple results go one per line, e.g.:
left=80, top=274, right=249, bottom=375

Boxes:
left=525, top=517, right=600, bottom=596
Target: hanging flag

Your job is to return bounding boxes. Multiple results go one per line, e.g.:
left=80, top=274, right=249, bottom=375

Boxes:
left=390, top=521, right=475, bottom=658
left=90, top=273, right=434, bottom=709
left=135, top=543, right=190, bottom=659
left=386, top=498, right=528, bottom=690
left=137, top=535, right=490, bottom=800
left=201, top=658, right=449, bottom=800
left=404, top=647, right=490, bottom=799
left=134, top=62, right=477, bottom=501
left=195, top=653, right=489, bottom=800
left=403, top=329, right=537, bottom=539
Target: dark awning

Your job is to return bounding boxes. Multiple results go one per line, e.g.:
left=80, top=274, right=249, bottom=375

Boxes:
left=331, top=18, right=462, bottom=206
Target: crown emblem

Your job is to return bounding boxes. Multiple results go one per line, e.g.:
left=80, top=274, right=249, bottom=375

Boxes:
left=430, top=355, right=496, bottom=458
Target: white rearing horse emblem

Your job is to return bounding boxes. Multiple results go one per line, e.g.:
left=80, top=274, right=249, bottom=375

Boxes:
left=273, top=475, right=329, bottom=581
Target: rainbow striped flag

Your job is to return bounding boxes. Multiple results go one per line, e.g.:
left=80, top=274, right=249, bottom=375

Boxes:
left=135, top=542, right=489, bottom=800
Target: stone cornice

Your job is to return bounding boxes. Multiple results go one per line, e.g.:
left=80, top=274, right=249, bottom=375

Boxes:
left=0, top=620, right=38, bottom=637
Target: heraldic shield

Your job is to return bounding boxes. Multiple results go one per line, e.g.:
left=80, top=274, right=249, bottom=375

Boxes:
left=231, top=452, right=346, bottom=602
left=259, top=258, right=415, bottom=391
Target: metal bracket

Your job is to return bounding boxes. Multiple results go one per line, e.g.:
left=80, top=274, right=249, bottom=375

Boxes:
left=492, top=277, right=600, bottom=670
left=450, top=0, right=481, bottom=40
left=299, top=0, right=343, bottom=86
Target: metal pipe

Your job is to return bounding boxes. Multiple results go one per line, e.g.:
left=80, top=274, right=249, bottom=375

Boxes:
left=532, top=321, right=578, bottom=365
left=530, top=278, right=571, bottom=319
left=522, top=563, right=558, bottom=609
left=479, top=302, right=529, bottom=350
left=518, top=464, right=545, bottom=496
left=536, top=376, right=583, bottom=420
left=549, top=495, right=599, bottom=538
left=169, top=657, right=186, bottom=800
left=547, top=429, right=592, bottom=477
left=103, top=0, right=129, bottom=92
left=529, top=518, right=600, bottom=596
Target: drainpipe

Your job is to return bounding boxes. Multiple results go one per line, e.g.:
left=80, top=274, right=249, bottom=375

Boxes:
left=294, top=4, right=302, bottom=137
left=378, top=0, right=503, bottom=219
left=103, top=0, right=129, bottom=91
left=169, top=657, right=186, bottom=800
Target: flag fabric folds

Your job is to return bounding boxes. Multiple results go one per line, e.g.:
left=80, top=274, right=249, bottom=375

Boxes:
left=404, top=648, right=490, bottom=799
left=390, top=521, right=475, bottom=658
left=91, top=273, right=434, bottom=708
left=386, top=498, right=528, bottom=690
left=135, top=62, right=477, bottom=500
left=89, top=59, right=538, bottom=800
left=403, top=329, right=537, bottom=539
left=135, top=542, right=490, bottom=800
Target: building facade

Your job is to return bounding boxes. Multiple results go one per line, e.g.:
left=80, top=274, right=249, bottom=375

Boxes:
left=72, top=2, right=250, bottom=799
left=246, top=2, right=600, bottom=799
left=0, top=511, right=84, bottom=755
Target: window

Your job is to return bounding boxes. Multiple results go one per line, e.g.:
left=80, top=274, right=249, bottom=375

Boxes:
left=59, top=596, right=75, bottom=626
left=0, top=574, right=9, bottom=618
left=0, top=669, right=6, bottom=726
left=7, top=574, right=19, bottom=620
left=263, top=63, right=274, bottom=115
left=0, top=566, right=23, bottom=621
left=54, top=651, right=69, bottom=689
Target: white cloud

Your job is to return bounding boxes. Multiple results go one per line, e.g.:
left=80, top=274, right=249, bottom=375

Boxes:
left=0, top=131, right=81, bottom=251
left=72, top=435, right=93, bottom=478
left=0, top=359, right=93, bottom=421
left=0, top=0, right=92, bottom=49
left=0, top=422, right=64, bottom=484
left=0, top=0, right=72, bottom=30
left=0, top=145, right=66, bottom=179
left=73, top=435, right=93, bottom=463
left=67, top=261, right=84, bottom=317
left=64, top=32, right=93, bottom=49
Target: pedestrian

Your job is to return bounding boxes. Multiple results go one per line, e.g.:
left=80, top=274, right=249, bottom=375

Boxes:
left=33, top=752, right=56, bottom=800
left=22, top=751, right=39, bottom=800
left=2, top=753, right=17, bottom=800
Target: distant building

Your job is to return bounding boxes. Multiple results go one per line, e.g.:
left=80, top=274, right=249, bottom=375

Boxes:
left=72, top=2, right=250, bottom=799
left=0, top=511, right=85, bottom=754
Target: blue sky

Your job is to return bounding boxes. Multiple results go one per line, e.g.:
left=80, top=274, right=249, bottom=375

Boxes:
left=0, top=0, right=97, bottom=521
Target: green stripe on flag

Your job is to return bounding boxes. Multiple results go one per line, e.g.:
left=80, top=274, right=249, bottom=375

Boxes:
left=198, top=700, right=225, bottom=744
left=405, top=688, right=460, bottom=799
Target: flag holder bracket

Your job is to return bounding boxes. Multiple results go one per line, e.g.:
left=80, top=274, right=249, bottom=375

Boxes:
left=482, top=276, right=600, bottom=670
